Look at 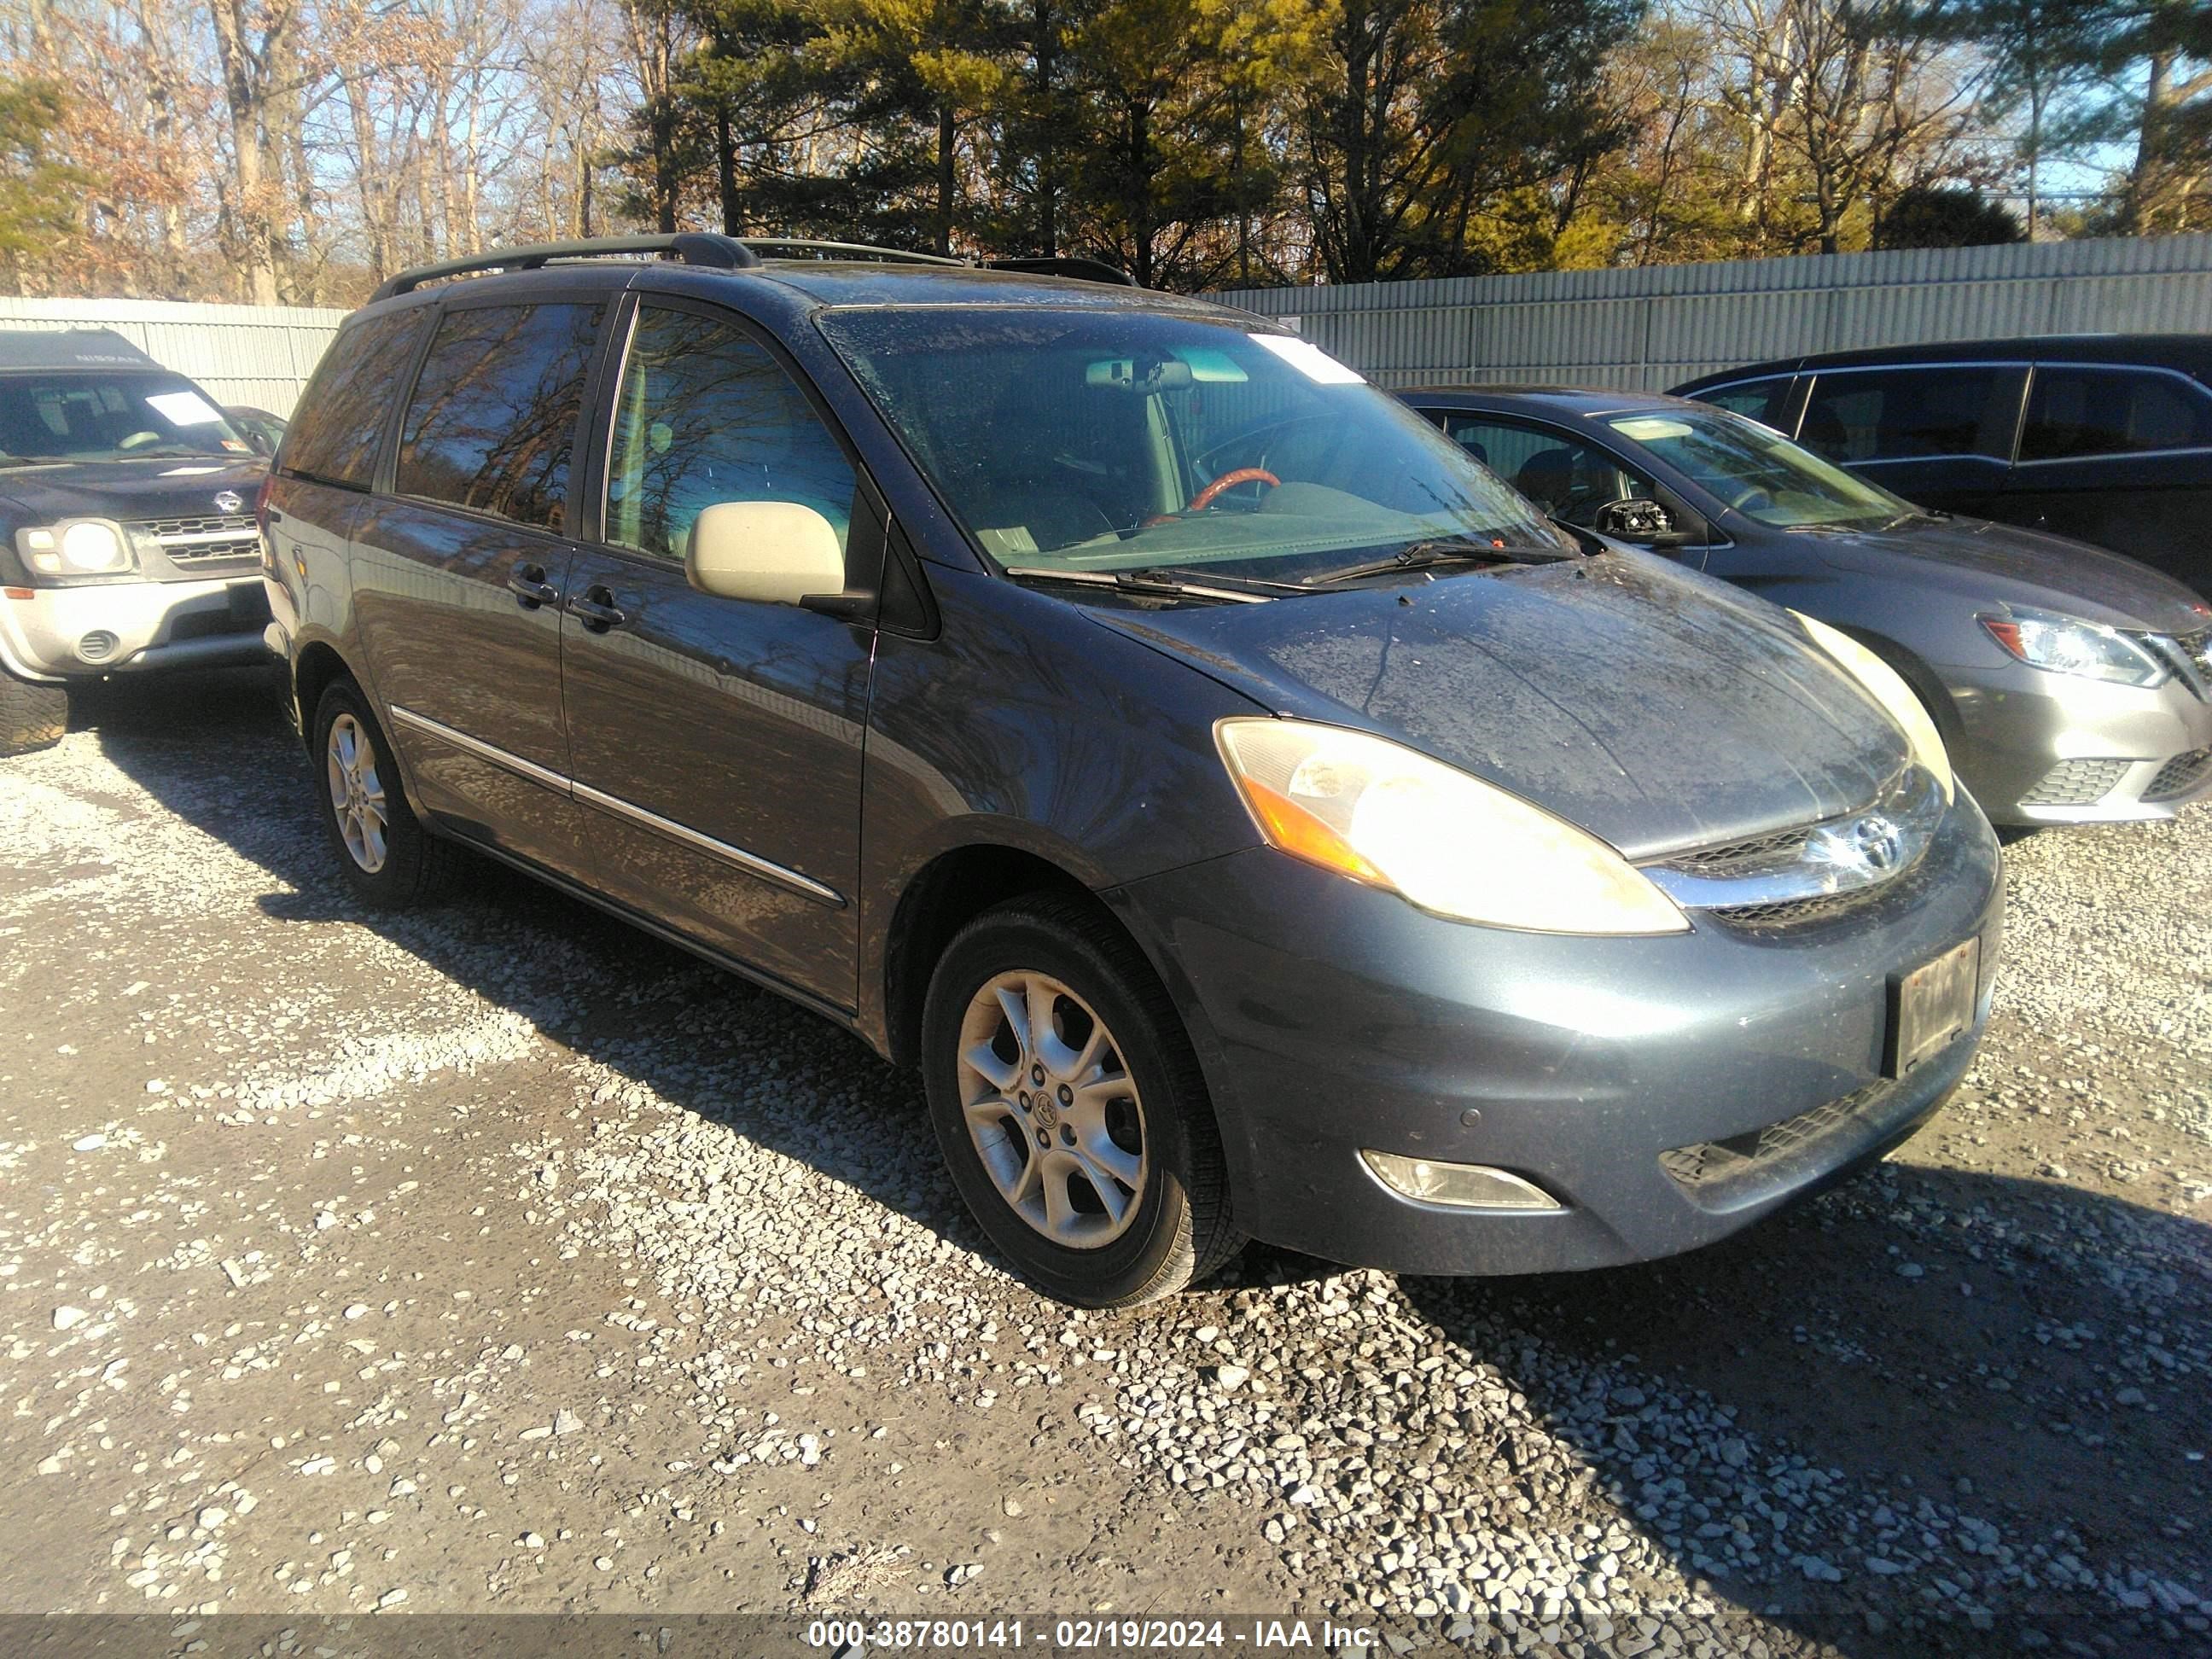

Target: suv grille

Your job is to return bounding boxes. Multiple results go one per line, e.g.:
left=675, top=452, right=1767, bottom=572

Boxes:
left=2019, top=757, right=2127, bottom=807
left=1705, top=890, right=1873, bottom=932
left=135, top=513, right=260, bottom=565
left=1663, top=825, right=1808, bottom=878
left=1660, top=1080, right=1889, bottom=1192
left=2145, top=747, right=2212, bottom=802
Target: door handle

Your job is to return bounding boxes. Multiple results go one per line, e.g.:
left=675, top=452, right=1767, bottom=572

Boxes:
left=567, top=584, right=627, bottom=632
left=507, top=563, right=558, bottom=608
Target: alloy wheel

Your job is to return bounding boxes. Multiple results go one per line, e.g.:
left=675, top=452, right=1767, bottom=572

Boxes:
left=325, top=712, right=389, bottom=875
left=955, top=970, right=1148, bottom=1249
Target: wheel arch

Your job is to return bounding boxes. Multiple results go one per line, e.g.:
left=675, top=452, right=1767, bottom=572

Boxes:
left=880, top=841, right=1131, bottom=1073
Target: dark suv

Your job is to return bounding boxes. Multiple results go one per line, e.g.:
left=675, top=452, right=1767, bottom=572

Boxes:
left=266, top=235, right=2002, bottom=1307
left=0, top=329, right=272, bottom=754
left=1673, top=335, right=2212, bottom=597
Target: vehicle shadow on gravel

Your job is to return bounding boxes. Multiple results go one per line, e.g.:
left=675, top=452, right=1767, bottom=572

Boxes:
left=1399, top=1164, right=2210, bottom=1650
left=86, top=667, right=997, bottom=1264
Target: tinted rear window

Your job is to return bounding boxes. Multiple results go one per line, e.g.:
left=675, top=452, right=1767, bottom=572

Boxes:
left=1798, top=365, right=2007, bottom=462
left=2020, top=366, right=2212, bottom=462
left=394, top=303, right=602, bottom=531
left=282, top=309, right=428, bottom=487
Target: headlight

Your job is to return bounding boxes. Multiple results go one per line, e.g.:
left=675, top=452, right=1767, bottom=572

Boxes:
left=1976, top=606, right=2170, bottom=689
left=1214, top=718, right=1688, bottom=934
left=1793, top=613, right=1954, bottom=803
left=19, top=519, right=135, bottom=577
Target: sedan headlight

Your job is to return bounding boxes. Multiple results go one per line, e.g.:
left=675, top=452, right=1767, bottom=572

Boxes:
left=1793, top=613, right=1954, bottom=804
left=1214, top=718, right=1688, bottom=934
left=1976, top=606, right=2171, bottom=689
left=19, top=519, right=136, bottom=578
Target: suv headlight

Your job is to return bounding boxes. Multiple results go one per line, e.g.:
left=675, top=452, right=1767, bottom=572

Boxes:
left=1214, top=718, right=1688, bottom=934
left=18, top=519, right=136, bottom=579
left=1794, top=613, right=1954, bottom=803
left=1976, top=606, right=2171, bottom=689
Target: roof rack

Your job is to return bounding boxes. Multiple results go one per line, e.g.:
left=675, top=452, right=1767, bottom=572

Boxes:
left=740, top=238, right=967, bottom=268
left=369, top=233, right=1131, bottom=303
left=987, top=257, right=1138, bottom=288
left=371, top=234, right=758, bottom=301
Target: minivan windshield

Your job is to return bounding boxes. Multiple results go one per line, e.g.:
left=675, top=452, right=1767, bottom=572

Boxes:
left=1604, top=406, right=1914, bottom=530
left=820, top=308, right=1570, bottom=582
left=0, top=371, right=253, bottom=465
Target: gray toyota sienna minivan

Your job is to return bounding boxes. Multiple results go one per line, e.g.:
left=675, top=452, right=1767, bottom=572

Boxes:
left=265, top=235, right=2005, bottom=1307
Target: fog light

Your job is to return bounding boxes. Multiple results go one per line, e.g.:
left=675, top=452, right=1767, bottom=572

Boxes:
left=1360, top=1149, right=1563, bottom=1211
left=77, top=630, right=119, bottom=662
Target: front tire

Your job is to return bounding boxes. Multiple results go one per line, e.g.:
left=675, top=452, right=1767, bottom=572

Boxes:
left=311, top=678, right=459, bottom=907
left=922, top=894, right=1242, bottom=1307
left=0, top=671, right=68, bottom=757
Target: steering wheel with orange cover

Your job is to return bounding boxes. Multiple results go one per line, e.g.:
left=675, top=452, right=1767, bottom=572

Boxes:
left=1185, top=467, right=1280, bottom=512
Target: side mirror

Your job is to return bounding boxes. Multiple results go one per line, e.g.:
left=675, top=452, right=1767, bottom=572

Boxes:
left=686, top=501, right=847, bottom=606
left=1592, top=498, right=1687, bottom=548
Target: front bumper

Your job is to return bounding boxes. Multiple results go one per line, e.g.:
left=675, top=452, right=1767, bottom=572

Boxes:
left=1943, top=662, right=2212, bottom=824
left=1114, top=796, right=2004, bottom=1277
left=0, top=575, right=274, bottom=682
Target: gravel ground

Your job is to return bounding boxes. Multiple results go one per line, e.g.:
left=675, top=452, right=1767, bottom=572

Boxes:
left=0, top=669, right=2205, bottom=1658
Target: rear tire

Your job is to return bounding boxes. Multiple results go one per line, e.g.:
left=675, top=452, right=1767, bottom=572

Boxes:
left=311, top=678, right=460, bottom=907
left=922, top=894, right=1243, bottom=1307
left=0, top=671, right=68, bottom=757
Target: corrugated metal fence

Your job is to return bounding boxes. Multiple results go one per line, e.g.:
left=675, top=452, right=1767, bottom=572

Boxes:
left=0, top=297, right=347, bottom=415
left=9, top=234, right=2211, bottom=413
left=1213, top=234, right=2212, bottom=391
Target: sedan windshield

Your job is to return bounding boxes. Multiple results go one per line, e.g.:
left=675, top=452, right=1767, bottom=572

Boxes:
left=0, top=372, right=253, bottom=465
left=1604, top=406, right=1914, bottom=530
left=819, top=308, right=1569, bottom=582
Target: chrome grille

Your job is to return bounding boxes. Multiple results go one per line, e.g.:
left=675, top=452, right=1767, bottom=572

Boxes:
left=1659, top=1080, right=1889, bottom=1190
left=1663, top=825, right=1809, bottom=878
left=133, top=513, right=259, bottom=564
left=2145, top=747, right=2212, bottom=802
left=2019, top=758, right=2128, bottom=807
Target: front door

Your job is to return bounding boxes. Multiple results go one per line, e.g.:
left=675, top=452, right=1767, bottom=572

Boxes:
left=352, top=297, right=607, bottom=879
left=559, top=298, right=876, bottom=1011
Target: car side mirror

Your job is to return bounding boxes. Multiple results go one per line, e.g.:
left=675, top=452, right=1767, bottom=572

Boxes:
left=686, top=501, right=850, bottom=608
left=1592, top=498, right=1687, bottom=548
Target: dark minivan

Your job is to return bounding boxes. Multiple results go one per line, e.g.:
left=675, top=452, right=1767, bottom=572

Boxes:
left=1672, top=335, right=2212, bottom=597
left=266, top=235, right=2003, bottom=1307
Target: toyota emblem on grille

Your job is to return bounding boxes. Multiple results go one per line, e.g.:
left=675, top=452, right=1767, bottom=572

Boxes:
left=213, top=490, right=243, bottom=514
left=1847, top=814, right=1905, bottom=870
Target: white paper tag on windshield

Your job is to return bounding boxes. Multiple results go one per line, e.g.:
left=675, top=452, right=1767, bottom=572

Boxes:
left=1249, top=333, right=1364, bottom=385
left=146, top=390, right=224, bottom=426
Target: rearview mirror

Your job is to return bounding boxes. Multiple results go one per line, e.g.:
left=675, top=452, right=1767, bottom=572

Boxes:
left=686, top=501, right=846, bottom=606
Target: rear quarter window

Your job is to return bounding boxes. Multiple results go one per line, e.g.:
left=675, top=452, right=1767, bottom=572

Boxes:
left=2019, top=365, right=2212, bottom=462
left=1691, top=376, right=1791, bottom=428
left=393, top=302, right=603, bottom=532
left=282, top=309, right=429, bottom=488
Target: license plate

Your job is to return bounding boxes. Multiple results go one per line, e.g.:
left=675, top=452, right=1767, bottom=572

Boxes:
left=1887, top=937, right=1979, bottom=1078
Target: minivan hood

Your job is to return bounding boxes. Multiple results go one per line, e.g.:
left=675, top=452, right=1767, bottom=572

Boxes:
left=1807, top=515, right=2211, bottom=636
left=1090, top=553, right=1911, bottom=861
left=0, top=457, right=265, bottom=526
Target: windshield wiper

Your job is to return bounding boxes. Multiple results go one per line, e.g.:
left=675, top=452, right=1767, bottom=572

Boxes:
left=1003, top=565, right=1276, bottom=604
left=1301, top=537, right=1570, bottom=589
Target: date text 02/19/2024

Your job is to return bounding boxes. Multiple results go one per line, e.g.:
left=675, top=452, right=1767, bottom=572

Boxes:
left=802, top=1618, right=1382, bottom=1650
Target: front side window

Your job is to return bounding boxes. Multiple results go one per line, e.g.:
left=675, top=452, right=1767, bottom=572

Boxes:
left=2019, top=365, right=2212, bottom=463
left=1440, top=415, right=1658, bottom=528
left=1691, top=376, right=1790, bottom=428
left=1798, top=365, right=2005, bottom=463
left=1604, top=407, right=1912, bottom=530
left=818, top=307, right=1565, bottom=582
left=0, top=372, right=252, bottom=466
left=284, top=309, right=428, bottom=487
left=605, top=304, right=856, bottom=562
left=394, top=302, right=602, bottom=532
